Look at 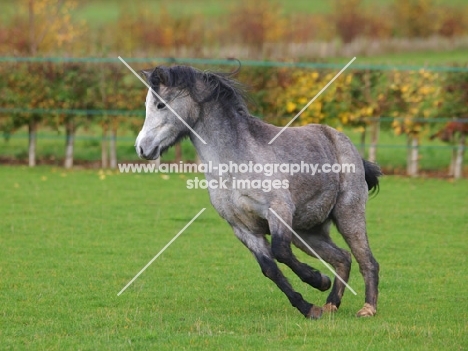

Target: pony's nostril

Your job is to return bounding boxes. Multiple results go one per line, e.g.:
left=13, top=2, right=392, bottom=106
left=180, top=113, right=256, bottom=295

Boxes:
left=139, top=146, right=144, bottom=156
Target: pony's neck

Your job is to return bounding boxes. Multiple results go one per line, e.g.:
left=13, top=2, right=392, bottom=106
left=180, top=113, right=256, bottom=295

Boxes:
left=190, top=106, right=253, bottom=165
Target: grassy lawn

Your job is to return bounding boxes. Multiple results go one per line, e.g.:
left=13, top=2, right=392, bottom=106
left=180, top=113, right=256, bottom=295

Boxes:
left=3, top=0, right=468, bottom=22
left=100, top=0, right=468, bottom=15
left=2, top=0, right=327, bottom=25
left=1, top=167, right=467, bottom=350
left=351, top=49, right=468, bottom=66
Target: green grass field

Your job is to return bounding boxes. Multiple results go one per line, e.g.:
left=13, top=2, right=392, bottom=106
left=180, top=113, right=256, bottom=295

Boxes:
left=3, top=0, right=468, bottom=23
left=341, top=49, right=468, bottom=66
left=1, top=167, right=466, bottom=350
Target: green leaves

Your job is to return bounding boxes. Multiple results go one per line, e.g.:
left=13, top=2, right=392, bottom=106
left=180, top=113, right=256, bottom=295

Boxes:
left=0, top=62, right=146, bottom=132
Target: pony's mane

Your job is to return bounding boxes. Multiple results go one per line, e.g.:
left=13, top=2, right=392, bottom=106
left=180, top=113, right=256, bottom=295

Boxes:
left=143, top=65, right=250, bottom=113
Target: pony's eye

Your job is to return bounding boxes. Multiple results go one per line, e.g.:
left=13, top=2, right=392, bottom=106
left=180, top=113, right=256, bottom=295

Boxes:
left=156, top=102, right=166, bottom=110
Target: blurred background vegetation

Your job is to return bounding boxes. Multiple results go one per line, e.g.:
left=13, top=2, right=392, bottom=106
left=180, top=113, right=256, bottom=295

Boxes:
left=0, top=0, right=467, bottom=177
left=3, top=0, right=468, bottom=58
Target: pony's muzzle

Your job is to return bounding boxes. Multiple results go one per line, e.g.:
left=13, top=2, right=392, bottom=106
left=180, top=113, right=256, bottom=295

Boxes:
left=135, top=137, right=160, bottom=160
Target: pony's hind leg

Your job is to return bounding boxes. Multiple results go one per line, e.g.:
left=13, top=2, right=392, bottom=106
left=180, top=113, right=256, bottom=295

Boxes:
left=294, top=222, right=352, bottom=313
left=233, top=227, right=322, bottom=319
left=332, top=203, right=380, bottom=317
left=267, top=209, right=331, bottom=292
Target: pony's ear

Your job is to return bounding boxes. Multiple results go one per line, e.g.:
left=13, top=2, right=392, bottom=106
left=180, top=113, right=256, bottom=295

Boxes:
left=140, top=69, right=152, bottom=81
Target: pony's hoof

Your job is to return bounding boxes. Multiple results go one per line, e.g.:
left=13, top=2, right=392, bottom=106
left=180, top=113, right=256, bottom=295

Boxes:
left=307, top=305, right=323, bottom=319
left=322, top=303, right=338, bottom=313
left=356, top=303, right=376, bottom=317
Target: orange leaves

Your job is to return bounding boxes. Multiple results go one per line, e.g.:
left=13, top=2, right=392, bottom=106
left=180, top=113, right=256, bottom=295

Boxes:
left=229, top=0, right=287, bottom=46
left=393, top=0, right=468, bottom=38
left=0, top=0, right=87, bottom=55
left=2, top=0, right=468, bottom=56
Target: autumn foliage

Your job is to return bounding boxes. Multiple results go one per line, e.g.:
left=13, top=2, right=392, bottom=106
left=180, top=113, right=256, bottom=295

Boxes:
left=0, top=0, right=467, bottom=174
left=2, top=0, right=468, bottom=57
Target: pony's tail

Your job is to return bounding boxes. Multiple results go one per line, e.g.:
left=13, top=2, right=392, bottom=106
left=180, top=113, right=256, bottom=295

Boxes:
left=362, top=159, right=383, bottom=196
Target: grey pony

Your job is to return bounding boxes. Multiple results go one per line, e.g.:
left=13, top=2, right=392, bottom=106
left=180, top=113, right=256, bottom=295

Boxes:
left=135, top=65, right=382, bottom=319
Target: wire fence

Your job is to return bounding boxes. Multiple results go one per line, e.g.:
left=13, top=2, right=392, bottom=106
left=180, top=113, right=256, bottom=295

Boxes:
left=1, top=135, right=459, bottom=149
left=0, top=107, right=467, bottom=123
left=1, top=57, right=466, bottom=176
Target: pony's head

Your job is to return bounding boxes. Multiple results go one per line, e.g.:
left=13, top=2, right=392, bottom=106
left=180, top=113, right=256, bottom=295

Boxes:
left=135, top=65, right=247, bottom=160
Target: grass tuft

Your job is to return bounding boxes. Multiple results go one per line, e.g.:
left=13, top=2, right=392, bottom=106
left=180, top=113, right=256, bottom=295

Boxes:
left=1, top=167, right=467, bottom=350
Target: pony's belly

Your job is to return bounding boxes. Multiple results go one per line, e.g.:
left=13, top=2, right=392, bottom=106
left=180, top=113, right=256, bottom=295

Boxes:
left=208, top=187, right=270, bottom=234
left=292, top=196, right=337, bottom=230
left=207, top=179, right=338, bottom=234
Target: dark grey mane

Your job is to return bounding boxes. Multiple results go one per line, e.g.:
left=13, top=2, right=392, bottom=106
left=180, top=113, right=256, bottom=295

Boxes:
left=143, top=65, right=250, bottom=113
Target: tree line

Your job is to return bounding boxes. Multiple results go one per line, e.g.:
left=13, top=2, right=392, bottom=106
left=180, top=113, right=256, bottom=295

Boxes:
left=0, top=61, right=466, bottom=177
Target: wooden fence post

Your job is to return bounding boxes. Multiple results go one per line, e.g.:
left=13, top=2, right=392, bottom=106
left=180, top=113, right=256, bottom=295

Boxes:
left=454, top=134, right=466, bottom=179
left=407, top=134, right=419, bottom=177
left=368, top=118, right=380, bottom=163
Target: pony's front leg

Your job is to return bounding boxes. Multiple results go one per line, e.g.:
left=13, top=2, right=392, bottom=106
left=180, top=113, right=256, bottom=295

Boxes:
left=233, top=227, right=322, bottom=319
